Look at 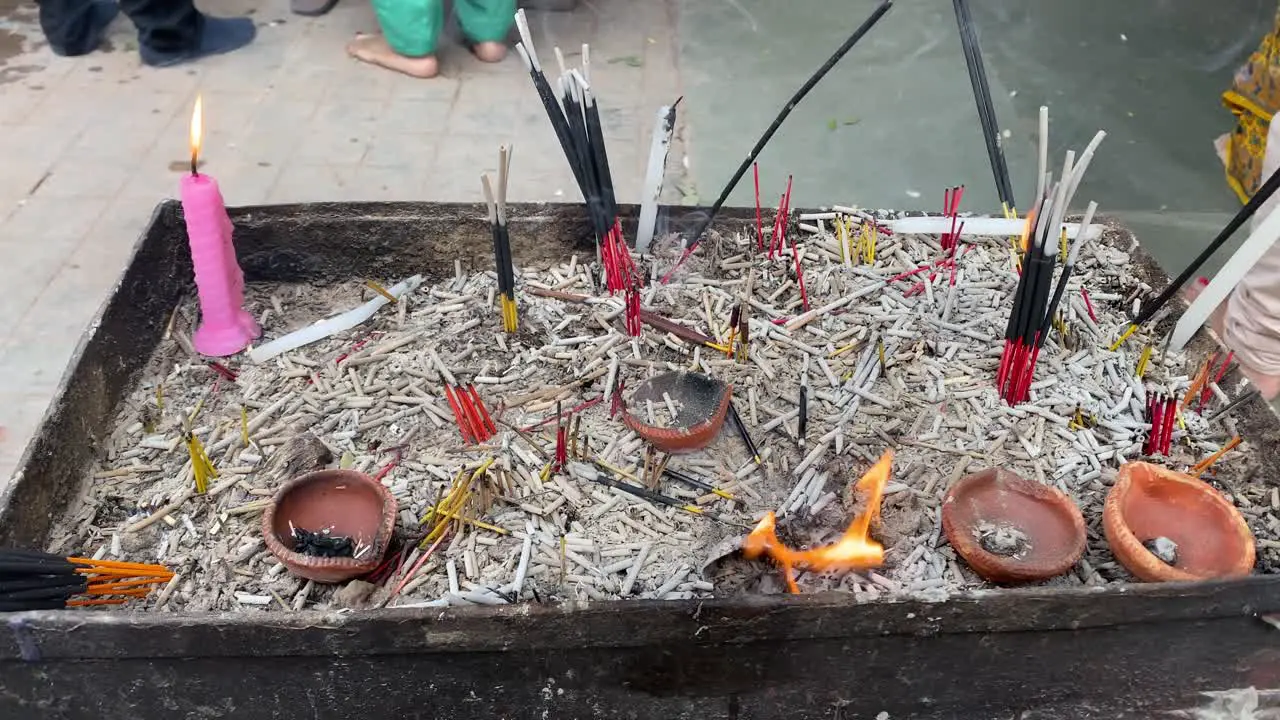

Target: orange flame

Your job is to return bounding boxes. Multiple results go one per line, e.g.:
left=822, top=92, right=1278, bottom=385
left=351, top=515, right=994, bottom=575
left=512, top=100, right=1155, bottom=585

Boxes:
left=189, top=94, right=203, bottom=170
left=743, top=450, right=893, bottom=593
left=1019, top=204, right=1037, bottom=253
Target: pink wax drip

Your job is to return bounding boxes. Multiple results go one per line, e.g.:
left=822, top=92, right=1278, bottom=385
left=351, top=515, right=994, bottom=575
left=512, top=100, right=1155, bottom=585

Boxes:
left=180, top=173, right=260, bottom=357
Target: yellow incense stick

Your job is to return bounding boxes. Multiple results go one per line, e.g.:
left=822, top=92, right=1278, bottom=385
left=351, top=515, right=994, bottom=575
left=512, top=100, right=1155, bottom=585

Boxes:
left=830, top=342, right=859, bottom=358
left=188, top=396, right=205, bottom=426
left=186, top=433, right=217, bottom=494
left=240, top=405, right=250, bottom=446
left=365, top=280, right=398, bottom=303
left=500, top=295, right=518, bottom=333
left=417, top=506, right=508, bottom=535
left=1135, top=345, right=1153, bottom=378
left=835, top=217, right=847, bottom=263
left=155, top=383, right=165, bottom=410
left=1109, top=324, right=1138, bottom=352
left=860, top=222, right=875, bottom=264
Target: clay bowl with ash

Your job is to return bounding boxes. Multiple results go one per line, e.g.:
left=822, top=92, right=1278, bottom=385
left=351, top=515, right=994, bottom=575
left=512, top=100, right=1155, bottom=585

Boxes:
left=1104, top=462, right=1255, bottom=583
left=622, top=371, right=732, bottom=453
left=941, top=468, right=1086, bottom=584
left=262, top=468, right=397, bottom=583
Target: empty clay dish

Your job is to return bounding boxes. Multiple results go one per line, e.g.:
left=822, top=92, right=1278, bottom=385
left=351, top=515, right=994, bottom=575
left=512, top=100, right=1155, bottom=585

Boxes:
left=622, top=371, right=732, bottom=453
left=262, top=468, right=397, bottom=583
left=1104, top=462, right=1255, bottom=582
left=942, top=468, right=1086, bottom=584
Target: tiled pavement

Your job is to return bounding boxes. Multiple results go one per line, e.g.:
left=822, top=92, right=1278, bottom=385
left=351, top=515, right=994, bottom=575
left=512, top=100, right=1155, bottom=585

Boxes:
left=0, top=0, right=685, bottom=481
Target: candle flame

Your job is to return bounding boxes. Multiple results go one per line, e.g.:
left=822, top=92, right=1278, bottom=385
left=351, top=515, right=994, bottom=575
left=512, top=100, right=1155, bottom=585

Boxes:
left=742, top=450, right=893, bottom=593
left=189, top=95, right=203, bottom=169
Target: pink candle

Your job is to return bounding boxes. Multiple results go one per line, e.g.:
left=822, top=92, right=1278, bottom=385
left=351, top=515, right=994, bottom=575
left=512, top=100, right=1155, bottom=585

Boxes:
left=181, top=95, right=260, bottom=357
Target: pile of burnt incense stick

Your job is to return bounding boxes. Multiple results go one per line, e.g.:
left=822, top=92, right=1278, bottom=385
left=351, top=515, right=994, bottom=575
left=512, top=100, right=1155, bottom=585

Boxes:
left=49, top=201, right=1273, bottom=612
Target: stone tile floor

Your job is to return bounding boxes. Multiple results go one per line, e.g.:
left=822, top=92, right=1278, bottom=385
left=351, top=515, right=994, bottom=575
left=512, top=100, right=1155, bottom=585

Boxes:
left=0, top=0, right=685, bottom=480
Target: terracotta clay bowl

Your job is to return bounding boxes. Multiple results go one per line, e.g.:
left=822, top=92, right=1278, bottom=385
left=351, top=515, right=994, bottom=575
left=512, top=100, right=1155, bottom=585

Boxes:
left=262, top=468, right=397, bottom=583
left=941, top=468, right=1086, bottom=584
left=622, top=371, right=732, bottom=453
left=1103, top=462, right=1255, bottom=582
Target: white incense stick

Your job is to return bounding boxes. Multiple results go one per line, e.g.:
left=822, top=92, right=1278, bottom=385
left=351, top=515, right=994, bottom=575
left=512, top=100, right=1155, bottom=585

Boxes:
left=1047, top=151, right=1074, bottom=239
left=514, top=10, right=540, bottom=72
left=1063, top=130, right=1106, bottom=210
left=1035, top=106, right=1048, bottom=203
left=515, top=43, right=533, bottom=73
left=553, top=46, right=568, bottom=80
left=635, top=105, right=677, bottom=254
left=248, top=276, right=423, bottom=363
left=1170, top=205, right=1280, bottom=351
left=887, top=216, right=1100, bottom=239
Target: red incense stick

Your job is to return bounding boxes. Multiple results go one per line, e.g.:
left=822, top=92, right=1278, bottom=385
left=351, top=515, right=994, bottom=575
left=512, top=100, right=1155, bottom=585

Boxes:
left=779, top=175, right=794, bottom=253
left=1080, top=287, right=1098, bottom=323
left=769, top=193, right=786, bottom=258
left=790, top=237, right=811, bottom=311
left=1160, top=396, right=1177, bottom=454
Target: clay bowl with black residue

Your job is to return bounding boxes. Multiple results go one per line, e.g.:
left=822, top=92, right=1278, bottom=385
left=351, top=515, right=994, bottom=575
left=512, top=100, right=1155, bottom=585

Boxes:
left=941, top=467, right=1086, bottom=584
left=1104, top=461, right=1255, bottom=582
left=262, top=468, right=397, bottom=583
left=622, top=371, right=732, bottom=453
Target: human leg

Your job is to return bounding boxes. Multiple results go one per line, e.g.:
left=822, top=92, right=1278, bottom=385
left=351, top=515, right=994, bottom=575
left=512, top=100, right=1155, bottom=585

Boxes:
left=115, top=0, right=256, bottom=67
left=347, top=0, right=442, bottom=78
left=36, top=0, right=119, bottom=57
left=455, top=0, right=514, bottom=62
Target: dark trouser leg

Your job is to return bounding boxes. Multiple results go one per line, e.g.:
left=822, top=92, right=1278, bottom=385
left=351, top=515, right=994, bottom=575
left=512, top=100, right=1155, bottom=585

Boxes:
left=37, top=0, right=119, bottom=56
left=117, top=0, right=201, bottom=53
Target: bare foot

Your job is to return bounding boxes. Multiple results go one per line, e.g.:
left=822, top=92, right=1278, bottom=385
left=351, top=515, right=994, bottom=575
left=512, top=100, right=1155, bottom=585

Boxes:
left=346, top=34, right=438, bottom=78
left=471, top=41, right=507, bottom=63
left=1185, top=277, right=1280, bottom=400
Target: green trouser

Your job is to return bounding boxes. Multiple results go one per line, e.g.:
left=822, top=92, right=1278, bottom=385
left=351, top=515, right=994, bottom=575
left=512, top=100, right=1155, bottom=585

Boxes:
left=373, top=0, right=515, bottom=58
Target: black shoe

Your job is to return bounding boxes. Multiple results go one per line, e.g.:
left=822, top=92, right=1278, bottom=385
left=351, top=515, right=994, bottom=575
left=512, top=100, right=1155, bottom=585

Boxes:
left=140, top=15, right=256, bottom=67
left=48, top=0, right=119, bottom=57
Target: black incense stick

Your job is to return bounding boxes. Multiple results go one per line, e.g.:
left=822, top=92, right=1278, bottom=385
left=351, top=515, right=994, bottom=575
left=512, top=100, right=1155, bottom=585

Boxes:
left=1123, top=165, right=1280, bottom=336
left=670, top=0, right=894, bottom=273
left=1207, top=388, right=1262, bottom=423
left=728, top=401, right=762, bottom=464
left=952, top=0, right=1014, bottom=213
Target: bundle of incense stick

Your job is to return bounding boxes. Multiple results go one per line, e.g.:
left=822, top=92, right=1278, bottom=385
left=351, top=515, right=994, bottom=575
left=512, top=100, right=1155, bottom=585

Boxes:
left=481, top=145, right=517, bottom=332
left=444, top=384, right=496, bottom=444
left=767, top=176, right=794, bottom=258
left=995, top=134, right=1105, bottom=404
left=1144, top=391, right=1177, bottom=456
left=940, top=185, right=965, bottom=253
left=1, top=549, right=173, bottom=611
left=513, top=11, right=639, bottom=329
left=952, top=0, right=1015, bottom=217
